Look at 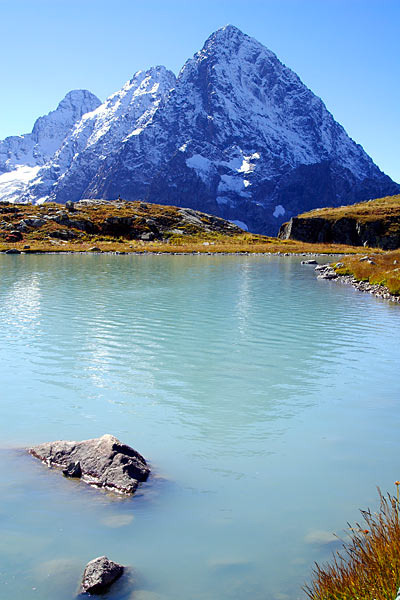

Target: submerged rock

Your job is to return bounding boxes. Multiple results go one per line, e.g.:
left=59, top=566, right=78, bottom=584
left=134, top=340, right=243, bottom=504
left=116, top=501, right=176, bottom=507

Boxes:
left=28, top=434, right=150, bottom=494
left=79, top=556, right=124, bottom=595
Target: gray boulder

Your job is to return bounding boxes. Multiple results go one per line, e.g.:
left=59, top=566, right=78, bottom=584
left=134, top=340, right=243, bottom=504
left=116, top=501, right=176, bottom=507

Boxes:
left=28, top=434, right=150, bottom=494
left=79, top=556, right=124, bottom=595
left=315, top=264, right=338, bottom=280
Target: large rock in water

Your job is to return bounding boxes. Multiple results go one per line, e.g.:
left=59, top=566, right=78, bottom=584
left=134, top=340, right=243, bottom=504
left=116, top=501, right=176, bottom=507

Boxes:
left=28, top=434, right=150, bottom=494
left=79, top=556, right=124, bottom=595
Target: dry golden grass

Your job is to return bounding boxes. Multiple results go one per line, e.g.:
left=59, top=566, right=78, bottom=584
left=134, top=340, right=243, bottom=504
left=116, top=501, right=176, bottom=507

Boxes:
left=0, top=234, right=374, bottom=256
left=334, top=250, right=400, bottom=295
left=304, top=490, right=400, bottom=600
left=0, top=199, right=377, bottom=255
left=298, top=194, right=400, bottom=223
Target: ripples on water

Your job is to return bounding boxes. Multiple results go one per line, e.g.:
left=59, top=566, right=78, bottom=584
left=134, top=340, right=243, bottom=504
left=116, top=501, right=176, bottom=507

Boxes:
left=1, top=254, right=400, bottom=600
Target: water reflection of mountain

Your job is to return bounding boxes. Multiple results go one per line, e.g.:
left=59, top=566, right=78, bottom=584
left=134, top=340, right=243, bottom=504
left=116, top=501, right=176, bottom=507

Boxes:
left=0, top=254, right=390, bottom=453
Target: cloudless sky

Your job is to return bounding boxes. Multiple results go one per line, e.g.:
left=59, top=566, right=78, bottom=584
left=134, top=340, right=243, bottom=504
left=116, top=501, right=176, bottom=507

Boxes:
left=0, top=0, right=399, bottom=181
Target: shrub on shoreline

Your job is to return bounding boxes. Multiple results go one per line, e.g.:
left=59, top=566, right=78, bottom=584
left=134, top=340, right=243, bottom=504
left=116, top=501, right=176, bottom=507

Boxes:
left=304, top=490, right=400, bottom=600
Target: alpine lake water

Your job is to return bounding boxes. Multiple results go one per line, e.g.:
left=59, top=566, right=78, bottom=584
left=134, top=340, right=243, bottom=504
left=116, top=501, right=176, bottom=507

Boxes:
left=1, top=253, right=400, bottom=600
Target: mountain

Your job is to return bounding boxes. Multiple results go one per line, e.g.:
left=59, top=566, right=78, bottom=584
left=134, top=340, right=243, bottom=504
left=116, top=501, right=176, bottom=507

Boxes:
left=1, top=25, right=398, bottom=234
left=21, top=66, right=176, bottom=206
left=0, top=90, right=101, bottom=202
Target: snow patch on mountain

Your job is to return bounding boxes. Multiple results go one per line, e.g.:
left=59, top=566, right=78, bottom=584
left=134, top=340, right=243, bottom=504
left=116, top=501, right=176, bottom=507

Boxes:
left=186, top=154, right=213, bottom=183
left=0, top=166, right=40, bottom=203
left=229, top=219, right=249, bottom=231
left=273, top=205, right=285, bottom=218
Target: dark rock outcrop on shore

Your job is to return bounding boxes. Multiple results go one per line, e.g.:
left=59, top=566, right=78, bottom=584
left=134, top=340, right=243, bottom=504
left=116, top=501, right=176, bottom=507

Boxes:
left=28, top=434, right=150, bottom=494
left=279, top=215, right=400, bottom=250
left=79, top=556, right=124, bottom=595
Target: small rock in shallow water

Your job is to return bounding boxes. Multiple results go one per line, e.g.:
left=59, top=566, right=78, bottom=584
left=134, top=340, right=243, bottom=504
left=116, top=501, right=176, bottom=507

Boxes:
left=301, top=259, right=317, bottom=265
left=79, top=556, right=124, bottom=595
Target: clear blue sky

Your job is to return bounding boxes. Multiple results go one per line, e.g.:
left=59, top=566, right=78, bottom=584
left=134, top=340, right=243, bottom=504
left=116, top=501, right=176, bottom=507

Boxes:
left=1, top=0, right=399, bottom=182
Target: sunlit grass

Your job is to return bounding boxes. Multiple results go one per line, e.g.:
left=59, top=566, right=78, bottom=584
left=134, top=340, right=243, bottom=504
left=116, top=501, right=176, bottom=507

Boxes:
left=298, top=194, right=400, bottom=223
left=334, top=250, right=400, bottom=295
left=304, top=490, right=400, bottom=600
left=0, top=235, right=372, bottom=255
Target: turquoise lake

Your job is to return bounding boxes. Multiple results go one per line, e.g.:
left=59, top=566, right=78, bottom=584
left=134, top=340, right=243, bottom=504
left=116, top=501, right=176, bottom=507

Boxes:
left=1, top=254, right=400, bottom=600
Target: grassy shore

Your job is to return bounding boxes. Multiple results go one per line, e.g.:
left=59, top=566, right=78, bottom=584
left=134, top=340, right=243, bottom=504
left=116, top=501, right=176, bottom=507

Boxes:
left=333, top=250, right=400, bottom=296
left=0, top=234, right=375, bottom=255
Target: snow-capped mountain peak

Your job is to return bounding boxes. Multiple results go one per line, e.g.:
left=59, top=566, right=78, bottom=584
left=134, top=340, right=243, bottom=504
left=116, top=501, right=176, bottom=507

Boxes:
left=1, top=26, right=398, bottom=233
left=0, top=90, right=101, bottom=172
left=0, top=89, right=101, bottom=202
left=19, top=65, right=176, bottom=204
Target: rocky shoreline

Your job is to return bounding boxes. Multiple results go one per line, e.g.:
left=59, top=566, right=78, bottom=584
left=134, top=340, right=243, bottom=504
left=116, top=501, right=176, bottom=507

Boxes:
left=1, top=248, right=346, bottom=257
left=316, top=263, right=400, bottom=303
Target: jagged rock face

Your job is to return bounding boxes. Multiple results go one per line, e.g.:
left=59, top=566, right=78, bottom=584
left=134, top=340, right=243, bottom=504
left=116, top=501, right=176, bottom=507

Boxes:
left=1, top=26, right=399, bottom=234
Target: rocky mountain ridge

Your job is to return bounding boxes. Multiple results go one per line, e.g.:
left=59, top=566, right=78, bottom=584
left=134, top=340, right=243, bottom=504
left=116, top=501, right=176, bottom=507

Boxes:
left=1, top=25, right=398, bottom=234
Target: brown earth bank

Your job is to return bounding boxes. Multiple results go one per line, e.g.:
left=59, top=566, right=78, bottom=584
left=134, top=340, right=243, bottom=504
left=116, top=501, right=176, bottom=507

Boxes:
left=278, top=194, right=400, bottom=250
left=0, top=198, right=376, bottom=255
